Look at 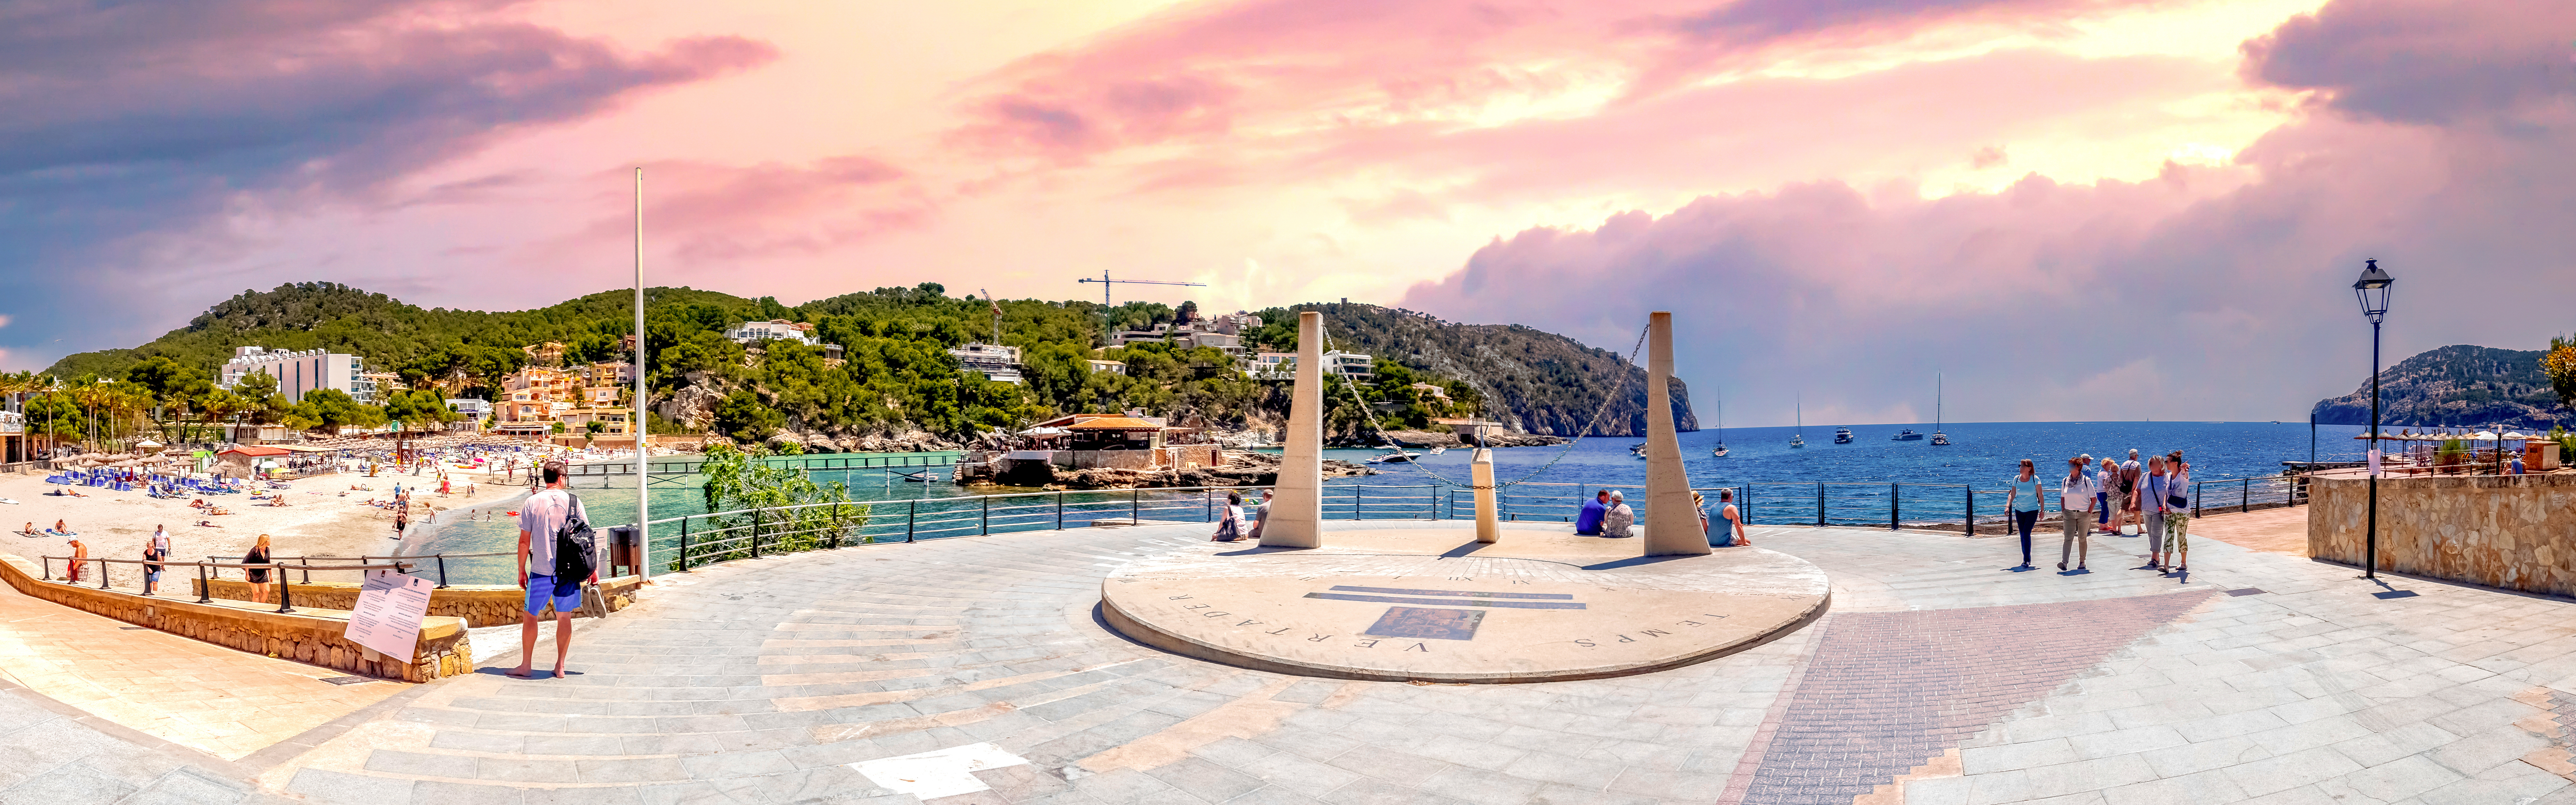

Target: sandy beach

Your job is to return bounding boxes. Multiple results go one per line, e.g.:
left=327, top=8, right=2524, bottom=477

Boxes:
left=0, top=465, right=534, bottom=591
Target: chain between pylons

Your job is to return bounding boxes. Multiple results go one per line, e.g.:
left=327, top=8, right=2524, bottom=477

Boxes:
left=1313, top=317, right=1652, bottom=491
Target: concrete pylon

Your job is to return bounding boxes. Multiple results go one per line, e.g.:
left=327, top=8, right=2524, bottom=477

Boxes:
left=1642, top=312, right=1711, bottom=556
left=1261, top=311, right=1325, bottom=548
left=1471, top=448, right=1498, bottom=543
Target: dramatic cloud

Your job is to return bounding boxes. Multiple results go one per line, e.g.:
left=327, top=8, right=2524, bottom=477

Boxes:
left=0, top=0, right=773, bottom=363
left=1403, top=0, right=2576, bottom=426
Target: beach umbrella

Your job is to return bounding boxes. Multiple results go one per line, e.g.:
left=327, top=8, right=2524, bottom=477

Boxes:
left=2473, top=431, right=2499, bottom=440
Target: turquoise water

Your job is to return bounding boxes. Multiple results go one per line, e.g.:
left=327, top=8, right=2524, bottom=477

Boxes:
left=408, top=421, right=2369, bottom=583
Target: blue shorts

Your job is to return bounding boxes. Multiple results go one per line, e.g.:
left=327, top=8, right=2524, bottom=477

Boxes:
left=524, top=573, right=583, bottom=616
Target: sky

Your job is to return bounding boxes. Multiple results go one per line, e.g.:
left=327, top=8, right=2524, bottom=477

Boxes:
left=2, top=0, right=2571, bottom=427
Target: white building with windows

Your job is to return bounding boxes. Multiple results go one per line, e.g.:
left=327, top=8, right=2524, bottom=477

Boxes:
left=948, top=343, right=1024, bottom=384
left=724, top=319, right=821, bottom=346
left=220, top=346, right=379, bottom=404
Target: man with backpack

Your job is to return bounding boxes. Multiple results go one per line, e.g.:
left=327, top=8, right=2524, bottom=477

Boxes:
left=512, top=459, right=597, bottom=679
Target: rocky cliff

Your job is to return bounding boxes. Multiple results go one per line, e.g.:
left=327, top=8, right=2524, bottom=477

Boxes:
left=1287, top=303, right=1697, bottom=437
left=2310, top=344, right=2571, bottom=429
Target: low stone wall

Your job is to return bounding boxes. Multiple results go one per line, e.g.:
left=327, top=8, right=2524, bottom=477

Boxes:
left=2309, top=471, right=2576, bottom=596
left=193, top=574, right=643, bottom=628
left=0, top=554, right=472, bottom=682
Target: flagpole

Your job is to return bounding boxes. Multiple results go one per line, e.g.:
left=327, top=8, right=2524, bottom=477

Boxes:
left=634, top=166, right=650, bottom=581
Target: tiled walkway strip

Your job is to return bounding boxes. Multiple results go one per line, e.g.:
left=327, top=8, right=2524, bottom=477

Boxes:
left=1730, top=591, right=2216, bottom=804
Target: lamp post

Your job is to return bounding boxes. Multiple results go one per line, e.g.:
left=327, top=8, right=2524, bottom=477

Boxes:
left=2352, top=259, right=2393, bottom=580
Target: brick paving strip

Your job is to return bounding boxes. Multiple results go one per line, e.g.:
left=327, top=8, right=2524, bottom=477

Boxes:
left=1721, top=590, right=2217, bottom=805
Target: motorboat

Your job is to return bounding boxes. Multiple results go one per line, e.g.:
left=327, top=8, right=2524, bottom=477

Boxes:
left=1892, top=429, right=1923, bottom=441
left=1833, top=427, right=1853, bottom=444
left=1427, top=446, right=1446, bottom=456
left=1367, top=446, right=1418, bottom=464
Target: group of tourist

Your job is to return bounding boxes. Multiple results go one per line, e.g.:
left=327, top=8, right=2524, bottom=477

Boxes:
left=2004, top=448, right=2194, bottom=575
left=1571, top=488, right=1751, bottom=547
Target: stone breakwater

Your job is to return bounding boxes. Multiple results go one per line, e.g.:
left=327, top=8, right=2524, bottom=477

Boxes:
left=195, top=575, right=644, bottom=628
left=0, top=554, right=473, bottom=682
left=2309, top=470, right=2576, bottom=596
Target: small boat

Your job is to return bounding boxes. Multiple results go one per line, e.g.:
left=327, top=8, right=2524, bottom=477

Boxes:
left=1790, top=396, right=1806, bottom=448
left=1711, top=388, right=1728, bottom=457
left=1427, top=446, right=1446, bottom=456
left=1929, top=375, right=1951, bottom=446
left=1367, top=447, right=1418, bottom=464
left=1892, top=429, right=1923, bottom=441
left=1629, top=443, right=1647, bottom=459
left=1833, top=427, right=1853, bottom=444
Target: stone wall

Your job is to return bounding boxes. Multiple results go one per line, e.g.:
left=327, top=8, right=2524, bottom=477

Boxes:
left=2309, top=471, right=2576, bottom=596
left=1067, top=446, right=1223, bottom=471
left=0, top=554, right=472, bottom=682
left=193, top=574, right=643, bottom=628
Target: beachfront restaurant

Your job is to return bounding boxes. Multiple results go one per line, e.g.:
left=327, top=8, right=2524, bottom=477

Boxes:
left=1003, top=413, right=1221, bottom=471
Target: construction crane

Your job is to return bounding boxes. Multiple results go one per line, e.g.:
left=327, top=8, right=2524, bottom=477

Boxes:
left=1077, top=271, right=1204, bottom=345
left=978, top=288, right=1003, bottom=345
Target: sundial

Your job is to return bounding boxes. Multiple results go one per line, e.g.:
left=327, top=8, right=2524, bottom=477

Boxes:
left=1113, top=310, right=1829, bottom=681
left=1101, top=526, right=1831, bottom=683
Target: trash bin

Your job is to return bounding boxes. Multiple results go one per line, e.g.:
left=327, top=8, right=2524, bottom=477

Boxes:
left=607, top=524, right=639, bottom=576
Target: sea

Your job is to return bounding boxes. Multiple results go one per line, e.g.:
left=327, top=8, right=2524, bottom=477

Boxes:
left=406, top=420, right=2372, bottom=583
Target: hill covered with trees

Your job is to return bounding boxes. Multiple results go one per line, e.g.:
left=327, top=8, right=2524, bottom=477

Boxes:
left=33, top=283, right=1688, bottom=447
left=2310, top=344, right=2573, bottom=429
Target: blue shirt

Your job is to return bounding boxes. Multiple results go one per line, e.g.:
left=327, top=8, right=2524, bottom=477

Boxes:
left=2009, top=477, right=2042, bottom=512
left=1575, top=500, right=1607, bottom=534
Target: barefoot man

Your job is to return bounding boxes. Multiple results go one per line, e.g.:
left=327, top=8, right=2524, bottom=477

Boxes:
left=511, top=459, right=588, bottom=678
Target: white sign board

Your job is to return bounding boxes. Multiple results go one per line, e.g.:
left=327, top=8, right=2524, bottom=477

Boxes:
left=343, top=569, right=435, bottom=660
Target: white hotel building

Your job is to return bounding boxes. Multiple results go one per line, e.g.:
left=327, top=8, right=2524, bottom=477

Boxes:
left=220, top=346, right=381, bottom=404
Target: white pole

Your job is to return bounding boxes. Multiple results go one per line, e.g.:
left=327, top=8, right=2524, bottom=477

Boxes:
left=634, top=166, right=650, bottom=581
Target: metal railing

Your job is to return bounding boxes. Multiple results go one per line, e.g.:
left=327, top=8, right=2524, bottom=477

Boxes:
left=569, top=452, right=960, bottom=477
left=41, top=555, right=413, bottom=614
left=2188, top=473, right=2306, bottom=517
left=205, top=552, right=512, bottom=588
left=629, top=471, right=2331, bottom=575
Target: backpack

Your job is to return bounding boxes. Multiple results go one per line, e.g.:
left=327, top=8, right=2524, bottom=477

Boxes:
left=554, top=491, right=599, bottom=581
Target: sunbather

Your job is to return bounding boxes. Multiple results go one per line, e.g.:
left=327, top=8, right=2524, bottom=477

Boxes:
left=195, top=520, right=222, bottom=528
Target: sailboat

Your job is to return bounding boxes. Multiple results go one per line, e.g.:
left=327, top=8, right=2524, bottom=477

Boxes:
left=1929, top=375, right=1952, bottom=446
left=1790, top=395, right=1806, bottom=449
left=1711, top=387, right=1729, bottom=457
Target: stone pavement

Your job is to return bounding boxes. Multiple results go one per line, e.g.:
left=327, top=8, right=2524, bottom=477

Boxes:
left=0, top=575, right=411, bottom=761
left=9, top=510, right=2576, bottom=804
left=2184, top=506, right=2309, bottom=556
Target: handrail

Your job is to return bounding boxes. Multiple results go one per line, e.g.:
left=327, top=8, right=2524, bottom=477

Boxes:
left=38, top=555, right=414, bottom=614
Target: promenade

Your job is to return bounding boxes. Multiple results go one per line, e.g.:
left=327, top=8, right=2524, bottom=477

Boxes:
left=5, top=512, right=2575, bottom=804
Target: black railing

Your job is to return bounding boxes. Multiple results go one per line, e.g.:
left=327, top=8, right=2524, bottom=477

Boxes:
left=632, top=472, right=2328, bottom=575
left=569, top=452, right=961, bottom=477
left=205, top=552, right=512, bottom=588
left=41, top=555, right=413, bottom=614
left=2189, top=473, right=2306, bottom=517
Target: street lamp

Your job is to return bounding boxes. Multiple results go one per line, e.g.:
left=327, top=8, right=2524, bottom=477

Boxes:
left=2352, top=259, right=2393, bottom=580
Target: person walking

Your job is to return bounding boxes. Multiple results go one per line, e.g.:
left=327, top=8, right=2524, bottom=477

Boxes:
left=2095, top=457, right=2120, bottom=534
left=512, top=459, right=590, bottom=679
left=2139, top=456, right=2175, bottom=571
left=1601, top=491, right=1635, bottom=538
left=393, top=507, right=408, bottom=541
left=65, top=538, right=87, bottom=583
left=2119, top=450, right=2143, bottom=534
left=2058, top=458, right=2096, bottom=571
left=1211, top=492, right=1246, bottom=542
left=143, top=525, right=171, bottom=595
left=2165, top=452, right=2192, bottom=573
left=1575, top=490, right=1610, bottom=536
left=2003, top=459, right=2046, bottom=568
left=1715, top=489, right=1749, bottom=547
left=245, top=535, right=274, bottom=604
